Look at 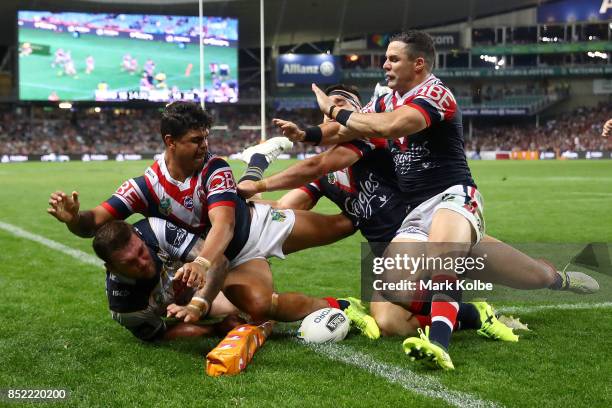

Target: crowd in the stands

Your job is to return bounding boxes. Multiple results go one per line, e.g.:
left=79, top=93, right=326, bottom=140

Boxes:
left=0, top=102, right=610, bottom=157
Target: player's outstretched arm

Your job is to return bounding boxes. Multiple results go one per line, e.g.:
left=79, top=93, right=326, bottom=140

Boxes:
left=312, top=83, right=427, bottom=139
left=238, top=144, right=361, bottom=198
left=47, top=190, right=114, bottom=237
left=248, top=188, right=317, bottom=211
left=272, top=118, right=357, bottom=146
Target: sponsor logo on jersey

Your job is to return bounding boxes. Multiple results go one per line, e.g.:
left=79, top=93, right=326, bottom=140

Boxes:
left=208, top=169, right=236, bottom=195
left=115, top=180, right=143, bottom=209
left=172, top=228, right=188, bottom=247
left=183, top=196, right=194, bottom=209
left=326, top=313, right=347, bottom=332
left=159, top=197, right=172, bottom=216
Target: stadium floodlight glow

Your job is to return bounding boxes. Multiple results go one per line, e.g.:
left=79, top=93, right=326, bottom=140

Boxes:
left=480, top=55, right=498, bottom=64
left=94, top=107, right=101, bottom=113
left=58, top=102, right=72, bottom=109
left=349, top=54, right=359, bottom=62
left=587, top=51, right=608, bottom=59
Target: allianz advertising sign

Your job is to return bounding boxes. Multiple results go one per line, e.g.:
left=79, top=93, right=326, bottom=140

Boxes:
left=277, top=54, right=340, bottom=84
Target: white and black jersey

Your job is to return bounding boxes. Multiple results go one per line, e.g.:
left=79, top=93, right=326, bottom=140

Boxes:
left=106, top=217, right=199, bottom=341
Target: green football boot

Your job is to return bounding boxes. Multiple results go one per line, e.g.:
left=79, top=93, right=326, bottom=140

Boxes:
left=402, top=327, right=455, bottom=370
left=340, top=297, right=380, bottom=340
left=470, top=301, right=519, bottom=342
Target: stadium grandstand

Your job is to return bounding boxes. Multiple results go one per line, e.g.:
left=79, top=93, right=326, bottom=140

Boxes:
left=1, top=1, right=611, bottom=407
left=0, top=0, right=609, bottom=162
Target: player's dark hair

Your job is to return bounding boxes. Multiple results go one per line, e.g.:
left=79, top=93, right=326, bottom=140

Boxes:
left=160, top=101, right=213, bottom=142
left=389, top=30, right=436, bottom=70
left=324, top=84, right=361, bottom=100
left=92, top=220, right=135, bottom=264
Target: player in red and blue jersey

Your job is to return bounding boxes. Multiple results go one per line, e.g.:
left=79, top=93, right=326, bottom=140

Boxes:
left=49, top=102, right=245, bottom=305
left=290, top=32, right=489, bottom=369
left=48, top=101, right=380, bottom=338
left=242, top=80, right=599, bottom=357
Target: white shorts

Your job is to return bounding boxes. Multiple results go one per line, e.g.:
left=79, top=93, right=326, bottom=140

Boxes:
left=229, top=203, right=296, bottom=268
left=395, top=184, right=485, bottom=243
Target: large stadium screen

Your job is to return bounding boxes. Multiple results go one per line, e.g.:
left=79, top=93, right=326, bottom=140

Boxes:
left=18, top=11, right=238, bottom=103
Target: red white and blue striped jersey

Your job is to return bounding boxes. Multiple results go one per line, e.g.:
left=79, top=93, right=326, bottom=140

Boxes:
left=102, top=153, right=250, bottom=259
left=363, top=74, right=475, bottom=206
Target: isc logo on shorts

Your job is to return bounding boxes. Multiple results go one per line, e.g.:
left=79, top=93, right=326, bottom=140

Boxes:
left=271, top=209, right=286, bottom=222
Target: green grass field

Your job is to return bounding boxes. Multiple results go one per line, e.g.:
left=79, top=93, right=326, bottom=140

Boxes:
left=19, top=28, right=237, bottom=101
left=0, top=159, right=611, bottom=407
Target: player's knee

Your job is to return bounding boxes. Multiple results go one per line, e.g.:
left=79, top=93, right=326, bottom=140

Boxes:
left=242, top=291, right=273, bottom=321
left=329, top=214, right=355, bottom=238
left=374, top=312, right=401, bottom=337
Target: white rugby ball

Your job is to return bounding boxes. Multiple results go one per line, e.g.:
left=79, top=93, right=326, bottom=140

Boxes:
left=297, top=308, right=350, bottom=343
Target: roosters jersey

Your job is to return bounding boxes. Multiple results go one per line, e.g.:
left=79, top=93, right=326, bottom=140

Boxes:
left=363, top=74, right=475, bottom=205
left=102, top=154, right=250, bottom=259
left=301, top=140, right=409, bottom=243
left=106, top=217, right=200, bottom=341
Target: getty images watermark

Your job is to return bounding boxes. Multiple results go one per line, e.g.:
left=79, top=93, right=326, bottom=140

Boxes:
left=371, top=253, right=493, bottom=292
left=360, top=242, right=611, bottom=303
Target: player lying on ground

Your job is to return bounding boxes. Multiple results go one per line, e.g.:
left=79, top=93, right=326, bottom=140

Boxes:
left=238, top=78, right=599, bottom=369
left=93, top=218, right=243, bottom=341
left=93, top=216, right=377, bottom=339
left=47, top=101, right=377, bottom=337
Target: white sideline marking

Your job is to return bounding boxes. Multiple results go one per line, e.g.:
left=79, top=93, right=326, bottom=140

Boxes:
left=6, top=221, right=610, bottom=407
left=499, top=302, right=612, bottom=314
left=0, top=221, right=103, bottom=268
left=304, top=342, right=501, bottom=408
left=3, top=220, right=501, bottom=406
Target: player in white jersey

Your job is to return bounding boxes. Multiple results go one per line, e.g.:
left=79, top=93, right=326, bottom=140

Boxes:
left=95, top=218, right=242, bottom=342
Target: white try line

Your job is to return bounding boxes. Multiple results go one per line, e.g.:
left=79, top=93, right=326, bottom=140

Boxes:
left=303, top=341, right=501, bottom=408
left=1, top=220, right=500, bottom=407
left=498, top=302, right=612, bottom=314
left=0, top=220, right=103, bottom=268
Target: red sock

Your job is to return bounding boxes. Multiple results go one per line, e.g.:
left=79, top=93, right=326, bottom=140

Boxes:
left=415, top=315, right=431, bottom=328
left=324, top=297, right=340, bottom=309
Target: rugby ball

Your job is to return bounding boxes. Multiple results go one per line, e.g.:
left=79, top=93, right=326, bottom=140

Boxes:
left=297, top=308, right=350, bottom=343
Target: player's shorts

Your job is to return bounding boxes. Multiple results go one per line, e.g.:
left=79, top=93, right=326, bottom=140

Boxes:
left=395, top=185, right=485, bottom=243
left=229, top=203, right=296, bottom=268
